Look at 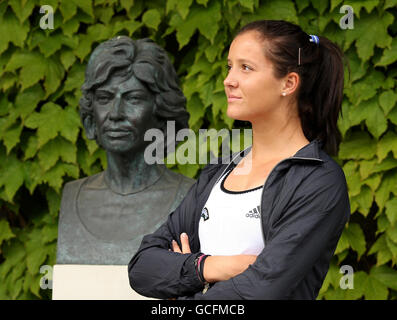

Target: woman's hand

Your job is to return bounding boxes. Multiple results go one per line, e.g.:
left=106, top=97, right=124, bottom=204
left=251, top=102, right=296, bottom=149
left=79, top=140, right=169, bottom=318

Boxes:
left=203, top=255, right=257, bottom=283
left=171, top=233, right=191, bottom=254
left=171, top=233, right=257, bottom=284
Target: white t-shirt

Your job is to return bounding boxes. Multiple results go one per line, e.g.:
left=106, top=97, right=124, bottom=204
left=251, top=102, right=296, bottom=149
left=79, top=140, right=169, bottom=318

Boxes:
left=198, top=167, right=265, bottom=256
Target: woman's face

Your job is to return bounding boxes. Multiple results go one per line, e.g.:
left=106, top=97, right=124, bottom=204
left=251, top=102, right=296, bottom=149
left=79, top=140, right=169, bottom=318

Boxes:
left=224, top=31, right=285, bottom=122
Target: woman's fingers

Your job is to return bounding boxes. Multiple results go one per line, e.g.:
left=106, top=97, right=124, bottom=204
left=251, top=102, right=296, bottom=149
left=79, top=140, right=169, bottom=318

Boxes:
left=180, top=233, right=191, bottom=254
left=172, top=240, right=182, bottom=253
left=171, top=233, right=191, bottom=254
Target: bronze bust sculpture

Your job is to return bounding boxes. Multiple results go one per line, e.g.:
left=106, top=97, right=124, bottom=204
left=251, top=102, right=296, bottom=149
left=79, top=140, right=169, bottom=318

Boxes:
left=56, top=37, right=195, bottom=265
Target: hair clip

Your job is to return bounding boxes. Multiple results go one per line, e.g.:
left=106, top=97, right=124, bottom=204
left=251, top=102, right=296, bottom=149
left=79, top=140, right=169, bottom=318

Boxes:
left=298, top=47, right=301, bottom=66
left=309, top=35, right=320, bottom=45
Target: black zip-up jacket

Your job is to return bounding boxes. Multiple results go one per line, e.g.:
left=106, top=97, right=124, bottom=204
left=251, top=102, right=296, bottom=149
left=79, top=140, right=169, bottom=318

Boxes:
left=128, top=139, right=351, bottom=299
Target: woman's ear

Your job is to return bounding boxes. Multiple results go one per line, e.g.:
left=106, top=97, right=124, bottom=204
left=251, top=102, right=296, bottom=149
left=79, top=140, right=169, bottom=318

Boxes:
left=83, top=115, right=97, bottom=140
left=282, top=72, right=300, bottom=96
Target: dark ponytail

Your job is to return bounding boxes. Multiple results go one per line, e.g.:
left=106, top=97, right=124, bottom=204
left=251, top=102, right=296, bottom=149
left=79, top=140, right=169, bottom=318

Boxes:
left=236, top=20, right=346, bottom=156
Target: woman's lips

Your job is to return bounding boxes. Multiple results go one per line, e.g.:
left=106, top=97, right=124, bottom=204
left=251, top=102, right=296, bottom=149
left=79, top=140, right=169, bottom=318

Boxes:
left=227, top=95, right=242, bottom=102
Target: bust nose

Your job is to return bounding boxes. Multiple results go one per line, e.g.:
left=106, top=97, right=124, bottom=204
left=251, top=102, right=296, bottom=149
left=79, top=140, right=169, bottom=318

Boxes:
left=109, top=94, right=124, bottom=120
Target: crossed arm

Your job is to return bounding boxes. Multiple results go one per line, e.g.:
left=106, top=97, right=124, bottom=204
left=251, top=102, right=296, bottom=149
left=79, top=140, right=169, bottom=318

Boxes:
left=172, top=233, right=257, bottom=283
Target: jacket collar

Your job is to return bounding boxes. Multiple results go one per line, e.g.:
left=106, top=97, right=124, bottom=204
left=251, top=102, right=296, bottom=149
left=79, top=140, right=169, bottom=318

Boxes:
left=215, top=139, right=324, bottom=186
left=240, top=138, right=324, bottom=162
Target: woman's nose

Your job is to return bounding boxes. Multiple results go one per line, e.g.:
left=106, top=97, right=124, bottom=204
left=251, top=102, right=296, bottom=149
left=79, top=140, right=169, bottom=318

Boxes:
left=224, top=72, right=238, bottom=88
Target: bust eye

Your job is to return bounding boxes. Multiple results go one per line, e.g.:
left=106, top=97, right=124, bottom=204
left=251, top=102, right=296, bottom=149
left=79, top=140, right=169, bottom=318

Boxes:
left=96, top=93, right=112, bottom=104
left=124, top=92, right=144, bottom=102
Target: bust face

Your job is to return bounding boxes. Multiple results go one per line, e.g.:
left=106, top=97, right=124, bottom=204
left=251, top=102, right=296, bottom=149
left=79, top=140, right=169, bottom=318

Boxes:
left=92, top=73, right=158, bottom=154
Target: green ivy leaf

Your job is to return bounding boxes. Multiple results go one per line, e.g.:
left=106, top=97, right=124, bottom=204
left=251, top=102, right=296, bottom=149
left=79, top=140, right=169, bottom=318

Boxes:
left=343, top=161, right=362, bottom=196
left=38, top=136, right=77, bottom=172
left=353, top=185, right=373, bottom=217
left=376, top=38, right=397, bottom=67
left=337, top=100, right=352, bottom=137
left=187, top=94, right=206, bottom=127
left=363, top=100, right=388, bottom=139
left=74, top=24, right=112, bottom=61
left=345, top=49, right=369, bottom=83
left=386, top=223, right=397, bottom=243
left=389, top=106, right=397, bottom=126
left=338, top=131, right=377, bottom=160
left=71, top=0, right=94, bottom=18
left=0, top=240, right=25, bottom=281
left=349, top=0, right=380, bottom=18
left=241, top=0, right=298, bottom=25
left=368, top=234, right=393, bottom=266
left=42, top=162, right=79, bottom=191
left=375, top=170, right=397, bottom=211
left=14, top=84, right=45, bottom=121
left=0, top=10, right=29, bottom=54
left=379, top=90, right=397, bottom=115
left=142, top=9, right=161, bottom=30
left=310, top=0, right=328, bottom=15
left=60, top=106, right=81, bottom=143
left=61, top=16, right=80, bottom=37
left=25, top=103, right=61, bottom=147
left=362, top=271, right=389, bottom=300
left=3, top=123, right=22, bottom=155
left=59, top=1, right=77, bottom=22
left=5, top=51, right=47, bottom=91
left=385, top=0, right=397, bottom=9
left=345, top=72, right=384, bottom=106
left=45, top=188, right=61, bottom=218
left=363, top=173, right=381, bottom=192
left=120, top=0, right=134, bottom=13
left=25, top=229, right=48, bottom=276
left=0, top=153, right=24, bottom=201
left=0, top=219, right=15, bottom=246
left=377, top=131, right=397, bottom=162
left=385, top=236, right=397, bottom=265
left=23, top=161, right=43, bottom=195
left=113, top=20, right=142, bottom=37
left=176, top=0, right=193, bottom=19
left=344, top=11, right=394, bottom=62
left=9, top=0, right=35, bottom=23
left=238, top=0, right=255, bottom=11
left=60, top=50, right=76, bottom=71
left=170, top=2, right=221, bottom=49
left=64, top=63, right=85, bottom=92
left=344, top=223, right=367, bottom=258
left=44, top=58, right=65, bottom=97
left=370, top=265, right=397, bottom=291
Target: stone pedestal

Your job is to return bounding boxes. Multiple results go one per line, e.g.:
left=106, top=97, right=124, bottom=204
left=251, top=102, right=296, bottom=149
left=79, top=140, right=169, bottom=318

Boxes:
left=52, top=264, right=157, bottom=300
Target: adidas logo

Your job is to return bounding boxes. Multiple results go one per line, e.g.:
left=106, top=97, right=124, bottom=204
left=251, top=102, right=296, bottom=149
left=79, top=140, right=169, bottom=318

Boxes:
left=245, top=205, right=261, bottom=219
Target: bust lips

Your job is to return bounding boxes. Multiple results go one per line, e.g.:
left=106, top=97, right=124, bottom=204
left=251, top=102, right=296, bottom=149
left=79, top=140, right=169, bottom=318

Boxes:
left=103, top=126, right=134, bottom=138
left=104, top=130, right=131, bottom=138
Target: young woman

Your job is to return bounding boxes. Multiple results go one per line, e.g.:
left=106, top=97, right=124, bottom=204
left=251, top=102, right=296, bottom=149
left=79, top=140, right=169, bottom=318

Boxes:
left=128, top=20, right=351, bottom=300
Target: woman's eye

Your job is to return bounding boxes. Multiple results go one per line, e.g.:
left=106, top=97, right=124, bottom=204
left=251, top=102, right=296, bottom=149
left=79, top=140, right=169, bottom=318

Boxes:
left=242, top=64, right=252, bottom=71
left=226, top=65, right=231, bottom=72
